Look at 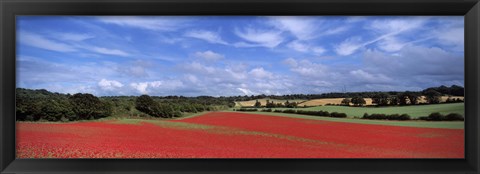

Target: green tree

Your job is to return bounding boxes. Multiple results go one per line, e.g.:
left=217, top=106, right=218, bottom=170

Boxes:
left=402, top=91, right=420, bottom=105
left=341, top=98, right=351, bottom=106
left=41, top=99, right=74, bottom=121
left=265, top=100, right=276, bottom=108
left=70, top=93, right=111, bottom=120
left=424, top=89, right=442, bottom=104
left=351, top=96, right=366, bottom=106
left=372, top=93, right=390, bottom=106
left=254, top=100, right=262, bottom=108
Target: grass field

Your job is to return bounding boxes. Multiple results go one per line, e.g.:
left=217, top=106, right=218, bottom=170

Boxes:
left=235, top=99, right=306, bottom=107
left=238, top=96, right=464, bottom=107
left=17, top=112, right=464, bottom=158
left=301, top=98, right=374, bottom=106
left=239, top=111, right=464, bottom=129
left=269, top=103, right=464, bottom=119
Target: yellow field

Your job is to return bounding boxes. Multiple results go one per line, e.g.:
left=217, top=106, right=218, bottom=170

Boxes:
left=236, top=99, right=307, bottom=107
left=301, top=98, right=374, bottom=106
left=236, top=96, right=463, bottom=107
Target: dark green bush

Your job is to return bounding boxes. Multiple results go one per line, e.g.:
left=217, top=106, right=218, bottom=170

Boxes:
left=237, top=108, right=258, bottom=112
left=445, top=113, right=464, bottom=121
left=362, top=113, right=411, bottom=120
left=330, top=112, right=347, bottom=118
left=261, top=108, right=272, bottom=112
left=282, top=109, right=297, bottom=114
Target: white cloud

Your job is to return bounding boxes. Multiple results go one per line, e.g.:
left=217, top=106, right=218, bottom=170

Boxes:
left=97, top=16, right=185, bottom=31
left=282, top=58, right=298, bottom=67
left=369, top=17, right=426, bottom=34
left=234, top=27, right=284, bottom=48
left=349, top=69, right=392, bottom=83
left=184, top=30, right=228, bottom=45
left=130, top=80, right=183, bottom=94
left=284, top=59, right=328, bottom=77
left=90, top=47, right=130, bottom=57
left=249, top=67, right=273, bottom=79
left=57, top=33, right=94, bottom=41
left=237, top=88, right=256, bottom=95
left=335, top=17, right=427, bottom=56
left=376, top=37, right=405, bottom=52
left=323, top=26, right=349, bottom=36
left=98, top=79, right=124, bottom=91
left=335, top=37, right=363, bottom=56
left=362, top=45, right=464, bottom=84
left=18, top=31, right=77, bottom=52
left=287, top=41, right=326, bottom=55
left=130, top=82, right=149, bottom=94
left=436, top=27, right=464, bottom=49
left=287, top=41, right=309, bottom=52
left=184, top=74, right=199, bottom=83
left=183, top=62, right=216, bottom=74
left=268, top=16, right=318, bottom=40
left=194, top=50, right=225, bottom=61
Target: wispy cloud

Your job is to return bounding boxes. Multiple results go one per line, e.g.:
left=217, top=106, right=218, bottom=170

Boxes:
left=194, top=50, right=225, bottom=61
left=184, top=30, right=228, bottom=45
left=98, top=79, right=124, bottom=91
left=268, top=16, right=318, bottom=40
left=89, top=47, right=130, bottom=57
left=56, top=32, right=94, bottom=41
left=18, top=31, right=77, bottom=52
left=97, top=16, right=186, bottom=31
left=287, top=40, right=326, bottom=55
left=234, top=27, right=284, bottom=48
left=17, top=16, right=464, bottom=96
left=335, top=18, right=427, bottom=56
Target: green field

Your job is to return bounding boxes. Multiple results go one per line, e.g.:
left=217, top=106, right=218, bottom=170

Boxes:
left=271, top=103, right=464, bottom=119
left=225, top=111, right=463, bottom=129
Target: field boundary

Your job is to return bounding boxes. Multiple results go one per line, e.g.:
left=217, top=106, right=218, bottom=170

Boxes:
left=228, top=111, right=464, bottom=129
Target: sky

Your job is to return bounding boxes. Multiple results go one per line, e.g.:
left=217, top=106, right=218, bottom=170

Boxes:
left=16, top=16, right=464, bottom=97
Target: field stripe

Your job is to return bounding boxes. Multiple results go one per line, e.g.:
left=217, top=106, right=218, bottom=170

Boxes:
left=226, top=111, right=464, bottom=129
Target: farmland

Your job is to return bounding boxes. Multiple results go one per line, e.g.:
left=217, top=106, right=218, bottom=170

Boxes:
left=17, top=112, right=464, bottom=158
left=282, top=103, right=465, bottom=119
left=237, top=96, right=464, bottom=107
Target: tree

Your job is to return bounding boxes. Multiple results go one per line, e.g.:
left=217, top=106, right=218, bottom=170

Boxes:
left=351, top=96, right=366, bottom=106
left=135, top=94, right=159, bottom=117
left=265, top=100, right=276, bottom=108
left=423, top=89, right=442, bottom=104
left=254, top=100, right=262, bottom=108
left=41, top=99, right=74, bottom=121
left=341, top=98, right=351, bottom=106
left=403, top=91, right=420, bottom=105
left=389, top=95, right=400, bottom=105
left=397, top=93, right=409, bottom=105
left=372, top=93, right=390, bottom=106
left=70, top=93, right=111, bottom=120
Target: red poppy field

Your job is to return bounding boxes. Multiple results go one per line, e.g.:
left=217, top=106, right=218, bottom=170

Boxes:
left=16, top=112, right=464, bottom=158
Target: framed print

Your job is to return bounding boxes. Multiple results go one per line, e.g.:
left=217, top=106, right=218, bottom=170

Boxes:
left=1, top=0, right=479, bottom=173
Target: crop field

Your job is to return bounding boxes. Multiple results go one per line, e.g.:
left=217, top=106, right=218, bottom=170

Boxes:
left=235, top=99, right=306, bottom=107
left=239, top=96, right=464, bottom=107
left=293, top=103, right=464, bottom=118
left=301, top=98, right=374, bottom=106
left=17, top=112, right=463, bottom=158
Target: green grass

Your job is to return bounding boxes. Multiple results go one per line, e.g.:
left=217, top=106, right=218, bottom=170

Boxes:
left=273, top=103, right=464, bottom=119
left=239, top=111, right=464, bottom=129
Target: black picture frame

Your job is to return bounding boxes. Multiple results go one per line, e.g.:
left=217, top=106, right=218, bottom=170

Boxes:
left=1, top=0, right=479, bottom=173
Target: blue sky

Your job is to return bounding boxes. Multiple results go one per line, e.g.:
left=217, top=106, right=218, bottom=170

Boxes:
left=16, top=16, right=464, bottom=96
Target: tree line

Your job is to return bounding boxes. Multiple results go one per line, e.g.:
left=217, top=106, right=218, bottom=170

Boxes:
left=16, top=88, right=112, bottom=121
left=16, top=88, right=235, bottom=121
left=16, top=85, right=463, bottom=121
left=339, top=88, right=463, bottom=107
left=230, top=85, right=464, bottom=102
